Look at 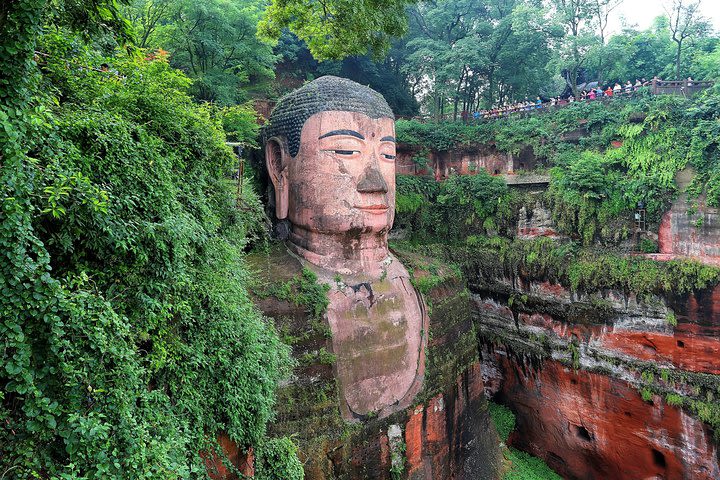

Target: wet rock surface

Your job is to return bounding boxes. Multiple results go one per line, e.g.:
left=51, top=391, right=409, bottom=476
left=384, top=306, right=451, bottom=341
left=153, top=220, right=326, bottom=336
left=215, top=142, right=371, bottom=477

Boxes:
left=471, top=271, right=720, bottom=480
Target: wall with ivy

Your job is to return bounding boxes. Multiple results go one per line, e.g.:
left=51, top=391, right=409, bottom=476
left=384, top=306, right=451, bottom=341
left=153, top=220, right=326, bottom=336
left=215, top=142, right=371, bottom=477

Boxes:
left=396, top=90, right=720, bottom=246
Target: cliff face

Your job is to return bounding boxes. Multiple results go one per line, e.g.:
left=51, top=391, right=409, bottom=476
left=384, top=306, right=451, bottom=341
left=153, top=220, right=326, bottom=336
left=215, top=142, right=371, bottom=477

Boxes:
left=471, top=271, right=720, bottom=480
left=242, top=245, right=502, bottom=480
left=659, top=194, right=720, bottom=266
left=485, top=357, right=717, bottom=480
left=396, top=144, right=538, bottom=179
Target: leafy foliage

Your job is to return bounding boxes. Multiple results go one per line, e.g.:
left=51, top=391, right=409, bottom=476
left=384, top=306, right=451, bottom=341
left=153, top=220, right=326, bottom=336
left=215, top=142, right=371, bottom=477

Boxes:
left=395, top=172, right=512, bottom=240
left=487, top=402, right=562, bottom=480
left=255, top=437, right=305, bottom=480
left=258, top=0, right=414, bottom=61
left=504, top=448, right=563, bottom=480
left=396, top=92, right=720, bottom=245
left=469, top=236, right=720, bottom=296
left=125, top=0, right=276, bottom=104
left=1, top=30, right=292, bottom=477
left=488, top=402, right=515, bottom=443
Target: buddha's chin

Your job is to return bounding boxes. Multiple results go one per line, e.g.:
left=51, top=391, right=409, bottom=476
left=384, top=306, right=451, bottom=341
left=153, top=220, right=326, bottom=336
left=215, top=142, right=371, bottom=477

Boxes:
left=354, top=209, right=391, bottom=232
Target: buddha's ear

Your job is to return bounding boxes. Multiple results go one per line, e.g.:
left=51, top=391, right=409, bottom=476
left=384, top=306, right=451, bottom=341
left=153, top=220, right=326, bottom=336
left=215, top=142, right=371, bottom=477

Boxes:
left=265, top=137, right=290, bottom=220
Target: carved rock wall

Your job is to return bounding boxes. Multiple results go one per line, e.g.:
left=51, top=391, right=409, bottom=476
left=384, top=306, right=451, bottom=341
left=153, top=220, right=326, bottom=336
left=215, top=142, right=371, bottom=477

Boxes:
left=516, top=202, right=560, bottom=239
left=470, top=271, right=720, bottom=480
left=484, top=355, right=719, bottom=480
left=240, top=245, right=502, bottom=480
left=658, top=195, right=720, bottom=266
left=396, top=145, right=538, bottom=179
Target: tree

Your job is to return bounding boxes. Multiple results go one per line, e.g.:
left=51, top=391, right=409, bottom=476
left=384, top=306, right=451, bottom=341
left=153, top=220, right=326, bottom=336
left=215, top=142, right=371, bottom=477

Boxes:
left=258, top=0, right=415, bottom=61
left=589, top=0, right=623, bottom=83
left=148, top=0, right=276, bottom=104
left=550, top=0, right=598, bottom=97
left=403, top=0, right=556, bottom=117
left=123, top=0, right=173, bottom=48
left=665, top=0, right=711, bottom=80
left=603, top=20, right=675, bottom=82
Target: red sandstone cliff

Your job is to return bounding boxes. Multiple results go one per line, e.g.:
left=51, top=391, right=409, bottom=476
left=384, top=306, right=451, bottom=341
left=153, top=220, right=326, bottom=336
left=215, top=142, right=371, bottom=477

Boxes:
left=473, top=274, right=720, bottom=480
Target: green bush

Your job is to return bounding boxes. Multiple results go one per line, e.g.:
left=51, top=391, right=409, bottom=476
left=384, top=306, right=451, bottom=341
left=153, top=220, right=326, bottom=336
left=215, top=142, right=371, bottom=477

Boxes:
left=1, top=33, right=293, bottom=477
left=394, top=172, right=511, bottom=240
left=505, top=448, right=562, bottom=480
left=218, top=103, right=262, bottom=146
left=255, top=437, right=305, bottom=480
left=638, top=238, right=659, bottom=253
left=488, top=402, right=516, bottom=443
left=487, top=402, right=561, bottom=480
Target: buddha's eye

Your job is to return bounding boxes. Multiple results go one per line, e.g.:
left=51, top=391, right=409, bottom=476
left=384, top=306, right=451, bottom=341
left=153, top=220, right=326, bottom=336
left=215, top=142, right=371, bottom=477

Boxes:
left=382, top=154, right=396, bottom=160
left=334, top=150, right=357, bottom=155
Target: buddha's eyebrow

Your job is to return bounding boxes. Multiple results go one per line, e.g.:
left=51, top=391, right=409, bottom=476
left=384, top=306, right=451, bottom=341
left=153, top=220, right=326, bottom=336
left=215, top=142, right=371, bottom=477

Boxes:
left=319, top=129, right=365, bottom=140
left=380, top=136, right=395, bottom=142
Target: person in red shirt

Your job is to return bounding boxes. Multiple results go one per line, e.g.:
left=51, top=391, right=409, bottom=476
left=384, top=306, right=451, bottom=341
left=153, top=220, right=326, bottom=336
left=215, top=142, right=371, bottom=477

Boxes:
left=605, top=86, right=613, bottom=97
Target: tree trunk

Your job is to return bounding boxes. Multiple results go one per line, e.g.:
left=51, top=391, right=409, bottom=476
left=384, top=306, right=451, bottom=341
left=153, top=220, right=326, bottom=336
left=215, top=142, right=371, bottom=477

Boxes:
left=675, top=39, right=683, bottom=80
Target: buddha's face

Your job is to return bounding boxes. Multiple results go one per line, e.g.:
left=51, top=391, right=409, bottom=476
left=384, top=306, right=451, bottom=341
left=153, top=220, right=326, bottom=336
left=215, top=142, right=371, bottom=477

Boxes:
left=281, top=111, right=396, bottom=235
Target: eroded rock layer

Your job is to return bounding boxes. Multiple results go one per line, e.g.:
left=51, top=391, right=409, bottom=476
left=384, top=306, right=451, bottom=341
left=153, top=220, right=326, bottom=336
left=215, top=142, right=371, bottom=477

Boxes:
left=471, top=268, right=720, bottom=480
left=484, top=355, right=718, bottom=480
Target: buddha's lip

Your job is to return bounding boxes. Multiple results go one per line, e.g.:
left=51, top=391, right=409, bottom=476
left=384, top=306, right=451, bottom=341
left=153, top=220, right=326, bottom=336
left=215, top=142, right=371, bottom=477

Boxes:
left=357, top=204, right=389, bottom=212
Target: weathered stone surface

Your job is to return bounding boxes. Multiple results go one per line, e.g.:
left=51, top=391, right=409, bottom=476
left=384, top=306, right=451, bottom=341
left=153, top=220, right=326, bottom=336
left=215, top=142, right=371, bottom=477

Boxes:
left=468, top=268, right=720, bottom=480
left=404, top=364, right=501, bottom=480
left=658, top=194, right=720, bottom=266
left=396, top=144, right=538, bottom=179
left=266, top=109, right=398, bottom=275
left=314, top=255, right=428, bottom=419
left=245, top=246, right=502, bottom=479
left=204, top=434, right=254, bottom=480
left=517, top=201, right=560, bottom=239
left=484, top=355, right=719, bottom=480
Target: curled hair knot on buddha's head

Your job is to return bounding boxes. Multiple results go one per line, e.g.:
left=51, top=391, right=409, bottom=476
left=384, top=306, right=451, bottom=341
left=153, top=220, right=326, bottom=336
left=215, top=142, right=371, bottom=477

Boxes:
left=263, top=76, right=394, bottom=158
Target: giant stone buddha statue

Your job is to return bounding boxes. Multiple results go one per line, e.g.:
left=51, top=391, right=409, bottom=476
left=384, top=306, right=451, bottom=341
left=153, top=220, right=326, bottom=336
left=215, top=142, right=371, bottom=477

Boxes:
left=264, top=76, right=427, bottom=420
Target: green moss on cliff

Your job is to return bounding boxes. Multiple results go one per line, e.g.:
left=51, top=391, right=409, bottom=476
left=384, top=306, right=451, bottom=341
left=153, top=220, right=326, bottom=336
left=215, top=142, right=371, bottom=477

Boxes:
left=488, top=402, right=562, bottom=480
left=397, top=90, right=720, bottom=244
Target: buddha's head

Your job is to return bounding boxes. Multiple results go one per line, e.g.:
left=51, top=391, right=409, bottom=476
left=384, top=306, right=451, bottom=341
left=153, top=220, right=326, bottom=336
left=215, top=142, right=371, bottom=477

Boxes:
left=264, top=76, right=396, bottom=267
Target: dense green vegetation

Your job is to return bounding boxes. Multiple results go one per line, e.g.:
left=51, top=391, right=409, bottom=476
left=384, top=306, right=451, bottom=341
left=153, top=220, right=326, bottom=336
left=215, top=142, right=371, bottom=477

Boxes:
left=396, top=90, right=720, bottom=245
left=1, top=4, right=294, bottom=477
left=3, top=0, right=720, bottom=477
left=394, top=237, right=720, bottom=299
left=488, top=402, right=563, bottom=480
left=114, top=0, right=720, bottom=119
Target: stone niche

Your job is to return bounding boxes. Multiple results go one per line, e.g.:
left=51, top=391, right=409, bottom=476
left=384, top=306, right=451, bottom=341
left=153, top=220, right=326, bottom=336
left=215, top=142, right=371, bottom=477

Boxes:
left=245, top=245, right=502, bottom=480
left=395, top=144, right=539, bottom=180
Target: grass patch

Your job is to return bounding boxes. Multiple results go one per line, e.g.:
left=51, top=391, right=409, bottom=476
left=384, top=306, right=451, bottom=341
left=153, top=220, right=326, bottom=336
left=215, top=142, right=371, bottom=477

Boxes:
left=488, top=401, right=562, bottom=480
left=505, top=448, right=563, bottom=480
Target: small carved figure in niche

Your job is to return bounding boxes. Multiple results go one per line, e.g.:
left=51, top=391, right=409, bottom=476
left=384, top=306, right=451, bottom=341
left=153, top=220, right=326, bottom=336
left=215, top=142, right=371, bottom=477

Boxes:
left=264, top=76, right=427, bottom=420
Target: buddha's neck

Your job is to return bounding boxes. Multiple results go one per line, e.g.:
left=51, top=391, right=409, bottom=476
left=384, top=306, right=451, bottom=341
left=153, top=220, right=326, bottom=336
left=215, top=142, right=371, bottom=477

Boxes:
left=288, top=226, right=389, bottom=276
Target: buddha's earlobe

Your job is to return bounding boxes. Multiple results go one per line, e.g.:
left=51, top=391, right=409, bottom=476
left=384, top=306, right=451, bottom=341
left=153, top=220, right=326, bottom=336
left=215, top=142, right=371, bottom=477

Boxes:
left=265, top=138, right=290, bottom=219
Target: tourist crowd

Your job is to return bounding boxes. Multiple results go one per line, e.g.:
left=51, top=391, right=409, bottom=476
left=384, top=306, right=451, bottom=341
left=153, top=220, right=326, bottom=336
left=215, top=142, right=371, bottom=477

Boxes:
left=466, top=76, right=690, bottom=121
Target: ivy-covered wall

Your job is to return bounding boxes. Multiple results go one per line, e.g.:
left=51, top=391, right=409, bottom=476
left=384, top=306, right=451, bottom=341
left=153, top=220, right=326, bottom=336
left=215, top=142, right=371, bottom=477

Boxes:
left=395, top=90, right=720, bottom=247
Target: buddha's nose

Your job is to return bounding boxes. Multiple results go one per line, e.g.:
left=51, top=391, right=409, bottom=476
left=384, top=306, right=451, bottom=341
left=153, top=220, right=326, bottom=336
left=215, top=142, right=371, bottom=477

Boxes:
left=357, top=164, right=388, bottom=193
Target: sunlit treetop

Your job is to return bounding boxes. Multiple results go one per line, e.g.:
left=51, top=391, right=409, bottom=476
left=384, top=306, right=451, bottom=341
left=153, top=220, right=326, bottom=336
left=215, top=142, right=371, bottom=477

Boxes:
left=258, top=0, right=416, bottom=61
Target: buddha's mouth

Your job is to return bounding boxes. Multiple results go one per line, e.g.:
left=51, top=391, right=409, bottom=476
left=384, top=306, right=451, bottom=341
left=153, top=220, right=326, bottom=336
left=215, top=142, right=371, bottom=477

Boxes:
left=356, top=204, right=389, bottom=214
